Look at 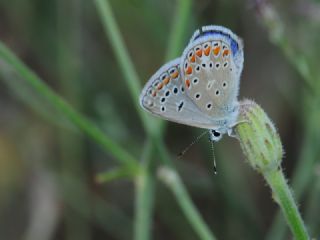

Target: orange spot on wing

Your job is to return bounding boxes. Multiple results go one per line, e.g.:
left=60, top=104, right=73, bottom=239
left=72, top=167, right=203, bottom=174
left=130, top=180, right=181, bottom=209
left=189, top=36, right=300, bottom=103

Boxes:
left=157, top=83, right=163, bottom=90
left=152, top=90, right=157, bottom=97
left=222, top=49, right=229, bottom=57
left=163, top=77, right=170, bottom=85
left=213, top=46, right=221, bottom=56
left=171, top=71, right=179, bottom=78
left=190, top=54, right=196, bottom=62
left=204, top=46, right=211, bottom=56
left=196, top=49, right=202, bottom=57
left=185, top=79, right=191, bottom=88
left=186, top=66, right=193, bottom=75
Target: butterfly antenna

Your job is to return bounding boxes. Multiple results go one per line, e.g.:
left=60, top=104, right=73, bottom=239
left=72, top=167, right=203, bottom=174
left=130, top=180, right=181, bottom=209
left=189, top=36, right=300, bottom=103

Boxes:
left=210, top=140, right=218, bottom=174
left=177, top=131, right=208, bottom=159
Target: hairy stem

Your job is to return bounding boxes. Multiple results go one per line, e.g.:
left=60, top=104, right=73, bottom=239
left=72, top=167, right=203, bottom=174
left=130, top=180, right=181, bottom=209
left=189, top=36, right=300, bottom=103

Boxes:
left=264, top=170, right=309, bottom=240
left=235, top=100, right=309, bottom=240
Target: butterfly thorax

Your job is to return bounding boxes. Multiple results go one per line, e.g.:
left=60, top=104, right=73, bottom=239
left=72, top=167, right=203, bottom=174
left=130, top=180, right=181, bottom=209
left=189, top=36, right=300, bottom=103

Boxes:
left=208, top=102, right=239, bottom=141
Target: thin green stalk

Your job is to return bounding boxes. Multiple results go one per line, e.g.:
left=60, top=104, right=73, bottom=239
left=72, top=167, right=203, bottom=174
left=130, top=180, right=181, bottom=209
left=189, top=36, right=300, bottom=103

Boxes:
left=158, top=166, right=216, bottom=240
left=0, top=41, right=139, bottom=171
left=96, top=167, right=134, bottom=183
left=133, top=140, right=155, bottom=240
left=93, top=3, right=160, bottom=239
left=235, top=100, right=309, bottom=240
left=264, top=170, right=309, bottom=240
left=165, top=0, right=192, bottom=60
left=134, top=169, right=155, bottom=240
left=93, top=0, right=156, bottom=135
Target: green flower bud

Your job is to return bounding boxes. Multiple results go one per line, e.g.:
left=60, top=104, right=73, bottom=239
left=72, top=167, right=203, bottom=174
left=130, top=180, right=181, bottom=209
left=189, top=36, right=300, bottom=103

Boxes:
left=235, top=99, right=283, bottom=173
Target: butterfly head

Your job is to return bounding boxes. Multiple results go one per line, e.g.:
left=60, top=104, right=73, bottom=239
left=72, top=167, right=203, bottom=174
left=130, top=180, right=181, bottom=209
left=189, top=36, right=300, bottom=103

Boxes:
left=209, top=129, right=223, bottom=142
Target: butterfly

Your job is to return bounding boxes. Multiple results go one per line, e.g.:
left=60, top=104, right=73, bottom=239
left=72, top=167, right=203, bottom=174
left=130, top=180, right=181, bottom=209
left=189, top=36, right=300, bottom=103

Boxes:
left=139, top=25, right=244, bottom=142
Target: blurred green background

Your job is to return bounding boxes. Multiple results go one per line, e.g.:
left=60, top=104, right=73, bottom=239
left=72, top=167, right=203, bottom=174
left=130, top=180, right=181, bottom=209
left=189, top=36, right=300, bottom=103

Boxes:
left=0, top=0, right=319, bottom=239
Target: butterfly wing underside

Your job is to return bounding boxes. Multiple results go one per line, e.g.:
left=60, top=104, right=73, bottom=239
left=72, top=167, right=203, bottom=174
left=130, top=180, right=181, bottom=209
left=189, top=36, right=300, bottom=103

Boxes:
left=180, top=26, right=244, bottom=121
left=139, top=58, right=218, bottom=129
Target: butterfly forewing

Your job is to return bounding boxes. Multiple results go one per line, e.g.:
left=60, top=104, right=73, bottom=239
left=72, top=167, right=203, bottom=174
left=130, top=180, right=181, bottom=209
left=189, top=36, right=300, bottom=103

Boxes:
left=140, top=58, right=219, bottom=129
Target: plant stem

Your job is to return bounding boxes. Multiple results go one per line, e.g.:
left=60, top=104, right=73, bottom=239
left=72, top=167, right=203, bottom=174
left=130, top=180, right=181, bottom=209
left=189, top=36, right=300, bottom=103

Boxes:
left=0, top=41, right=139, bottom=171
left=93, top=0, right=156, bottom=135
left=158, top=167, right=216, bottom=240
left=235, top=100, right=309, bottom=240
left=133, top=140, right=155, bottom=240
left=134, top=169, right=155, bottom=240
left=165, top=0, right=192, bottom=60
left=264, top=170, right=309, bottom=240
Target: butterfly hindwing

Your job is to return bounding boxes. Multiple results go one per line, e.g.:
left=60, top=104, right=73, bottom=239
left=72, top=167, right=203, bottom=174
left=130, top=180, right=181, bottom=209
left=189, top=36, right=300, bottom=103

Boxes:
left=139, top=58, right=218, bottom=129
left=180, top=25, right=244, bottom=121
